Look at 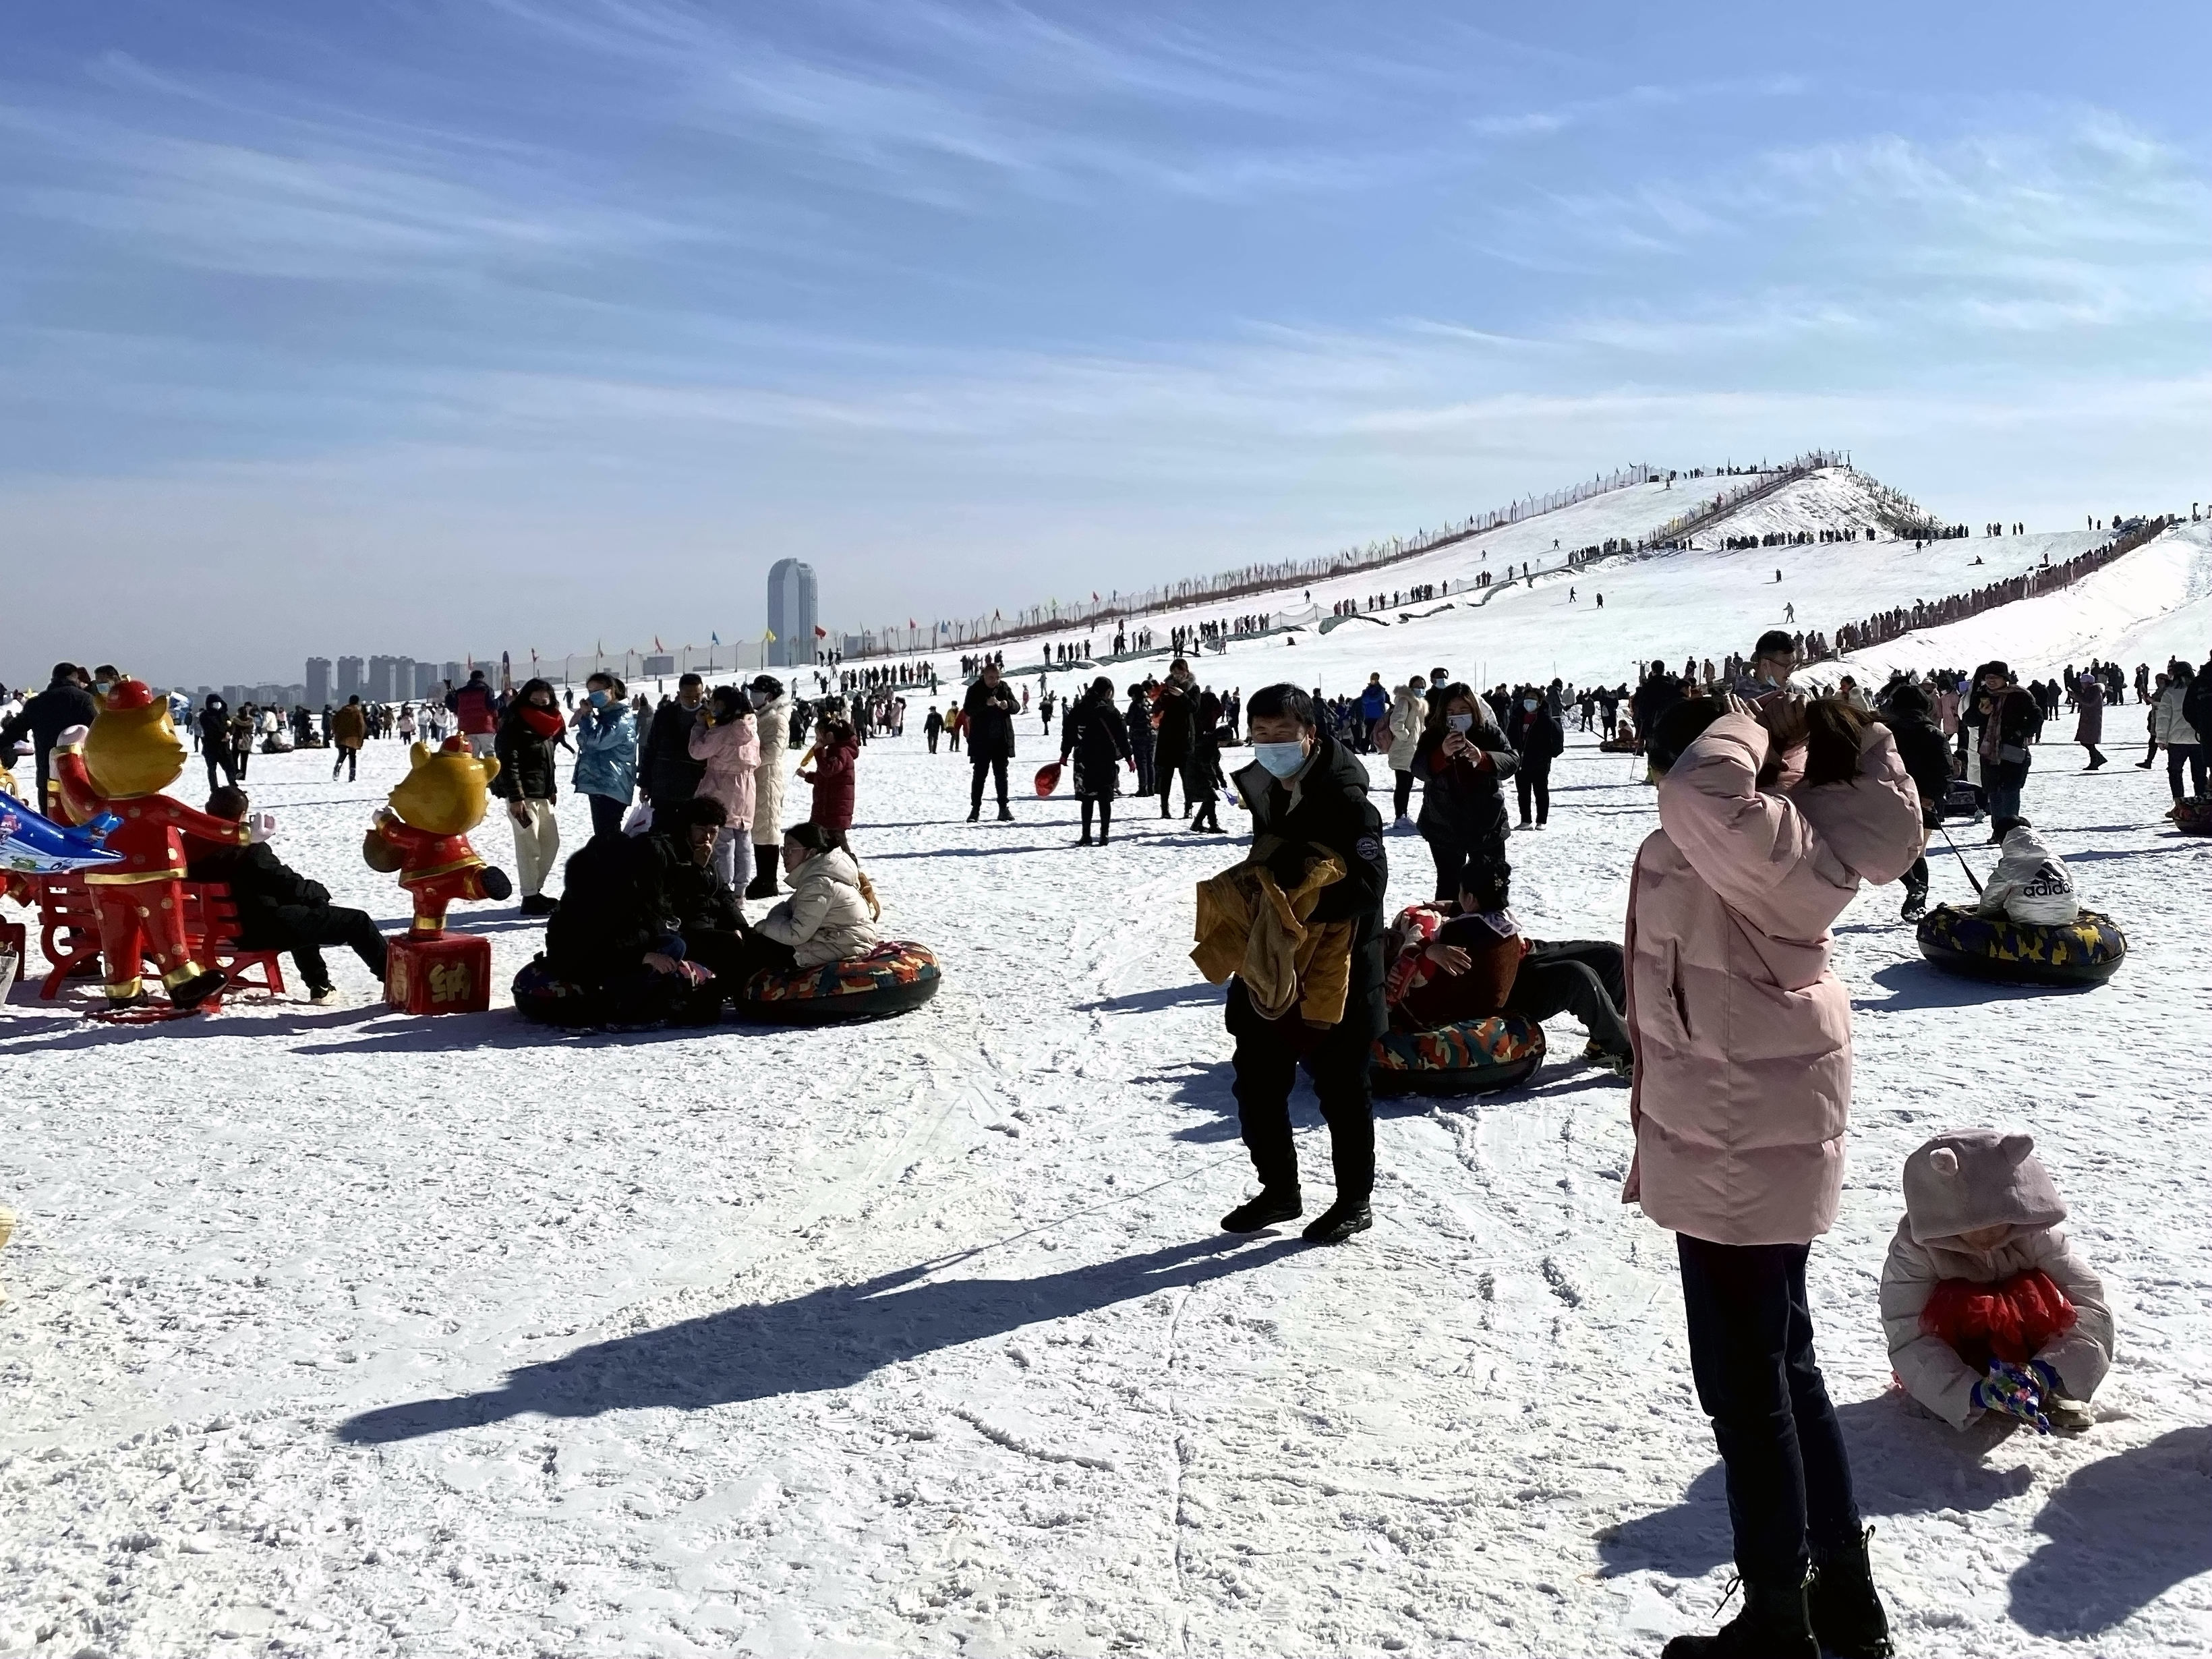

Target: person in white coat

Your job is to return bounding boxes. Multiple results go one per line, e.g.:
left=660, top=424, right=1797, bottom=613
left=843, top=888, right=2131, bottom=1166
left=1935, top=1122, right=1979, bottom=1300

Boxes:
left=753, top=825, right=880, bottom=968
left=1973, top=817, right=2078, bottom=925
left=1880, top=1130, right=2112, bottom=1432
left=1385, top=677, right=1427, bottom=825
left=747, top=675, right=791, bottom=900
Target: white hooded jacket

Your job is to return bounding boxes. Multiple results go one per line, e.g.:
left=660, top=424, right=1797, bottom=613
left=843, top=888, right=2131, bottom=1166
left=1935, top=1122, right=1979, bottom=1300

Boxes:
left=751, top=696, right=790, bottom=844
left=1973, top=824, right=2078, bottom=925
left=755, top=847, right=879, bottom=968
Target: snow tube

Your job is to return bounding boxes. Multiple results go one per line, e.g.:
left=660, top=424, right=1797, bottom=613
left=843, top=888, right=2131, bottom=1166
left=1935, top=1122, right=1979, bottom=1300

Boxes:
left=1035, top=762, right=1062, bottom=798
left=2172, top=796, right=2212, bottom=835
left=734, top=939, right=941, bottom=1024
left=1370, top=1014, right=1546, bottom=1097
left=1915, top=906, right=2126, bottom=988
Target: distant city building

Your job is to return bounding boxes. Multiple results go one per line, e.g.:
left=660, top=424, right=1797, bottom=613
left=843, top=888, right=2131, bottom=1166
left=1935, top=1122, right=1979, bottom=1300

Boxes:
left=767, top=558, right=818, bottom=668
left=413, top=661, right=438, bottom=697
left=440, top=661, right=463, bottom=689
left=393, top=657, right=415, bottom=700
left=305, top=657, right=332, bottom=707
left=367, top=655, right=399, bottom=701
left=337, top=656, right=365, bottom=698
left=221, top=685, right=243, bottom=707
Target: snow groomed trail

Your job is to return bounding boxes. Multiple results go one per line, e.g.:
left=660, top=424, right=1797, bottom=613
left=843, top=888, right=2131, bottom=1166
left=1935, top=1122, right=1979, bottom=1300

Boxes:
left=4, top=708, right=2209, bottom=1656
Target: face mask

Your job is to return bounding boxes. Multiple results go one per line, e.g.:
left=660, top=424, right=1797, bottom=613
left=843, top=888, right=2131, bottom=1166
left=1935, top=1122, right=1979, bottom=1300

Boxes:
left=588, top=689, right=609, bottom=707
left=1252, top=740, right=1307, bottom=778
left=1447, top=712, right=1476, bottom=734
left=1521, top=699, right=1538, bottom=711
left=94, top=681, right=113, bottom=696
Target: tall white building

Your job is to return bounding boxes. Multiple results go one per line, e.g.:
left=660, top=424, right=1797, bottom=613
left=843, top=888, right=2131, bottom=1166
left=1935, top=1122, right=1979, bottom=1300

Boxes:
left=767, top=558, right=818, bottom=668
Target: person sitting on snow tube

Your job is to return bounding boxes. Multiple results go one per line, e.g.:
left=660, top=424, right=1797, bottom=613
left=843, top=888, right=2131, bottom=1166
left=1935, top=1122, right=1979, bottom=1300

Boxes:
left=730, top=823, right=879, bottom=980
left=1380, top=876, right=1631, bottom=1080
left=1973, top=817, right=2078, bottom=926
left=523, top=819, right=716, bottom=1026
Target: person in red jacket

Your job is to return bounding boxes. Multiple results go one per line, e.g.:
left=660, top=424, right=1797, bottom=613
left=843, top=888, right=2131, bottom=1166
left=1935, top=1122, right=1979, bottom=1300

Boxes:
left=446, top=669, right=500, bottom=759
left=51, top=681, right=270, bottom=1012
left=801, top=703, right=858, bottom=834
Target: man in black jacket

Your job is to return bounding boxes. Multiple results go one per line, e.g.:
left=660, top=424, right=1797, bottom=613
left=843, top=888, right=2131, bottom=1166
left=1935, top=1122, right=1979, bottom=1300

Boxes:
left=961, top=663, right=1020, bottom=822
left=0, top=663, right=98, bottom=807
left=1217, top=683, right=1389, bottom=1245
left=640, top=674, right=708, bottom=809
left=1152, top=660, right=1198, bottom=817
left=1880, top=683, right=1954, bottom=921
left=1505, top=687, right=1564, bottom=827
left=185, top=788, right=388, bottom=1003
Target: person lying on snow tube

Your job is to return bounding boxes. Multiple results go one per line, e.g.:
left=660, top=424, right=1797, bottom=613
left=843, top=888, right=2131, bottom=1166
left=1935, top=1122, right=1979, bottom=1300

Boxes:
left=1370, top=879, right=1588, bottom=1097
left=732, top=824, right=938, bottom=1022
left=517, top=803, right=723, bottom=1027
left=1880, top=1130, right=2112, bottom=1434
left=1917, top=816, right=2124, bottom=986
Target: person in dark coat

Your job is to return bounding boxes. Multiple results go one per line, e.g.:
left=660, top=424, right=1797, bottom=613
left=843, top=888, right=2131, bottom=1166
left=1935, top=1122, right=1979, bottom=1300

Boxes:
left=1973, top=661, right=2039, bottom=834
left=640, top=674, right=708, bottom=808
left=1881, top=682, right=1954, bottom=921
left=492, top=676, right=565, bottom=915
left=1411, top=683, right=1517, bottom=902
left=2071, top=672, right=2106, bottom=770
left=1218, top=683, right=1389, bottom=1246
left=0, top=663, right=98, bottom=806
left=542, top=809, right=717, bottom=1026
left=1505, top=687, right=1565, bottom=827
left=194, top=693, right=239, bottom=792
left=1124, top=683, right=1158, bottom=796
left=1058, top=676, right=1133, bottom=844
left=961, top=664, right=1019, bottom=822
left=1152, top=660, right=1200, bottom=817
left=185, top=786, right=388, bottom=1002
left=1186, top=691, right=1227, bottom=832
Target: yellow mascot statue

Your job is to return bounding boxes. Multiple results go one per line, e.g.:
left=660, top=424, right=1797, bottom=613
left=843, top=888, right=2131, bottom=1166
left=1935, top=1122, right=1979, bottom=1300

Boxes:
left=365, top=736, right=509, bottom=1013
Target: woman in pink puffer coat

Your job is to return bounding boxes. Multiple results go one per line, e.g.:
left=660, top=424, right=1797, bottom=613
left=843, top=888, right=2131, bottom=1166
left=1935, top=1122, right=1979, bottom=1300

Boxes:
left=1625, top=696, right=1923, bottom=1659
left=687, top=686, right=760, bottom=899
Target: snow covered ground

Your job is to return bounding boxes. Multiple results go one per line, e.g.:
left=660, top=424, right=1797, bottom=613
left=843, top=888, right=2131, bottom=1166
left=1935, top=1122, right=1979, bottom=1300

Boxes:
left=822, top=471, right=2186, bottom=711
left=5, top=677, right=2210, bottom=1654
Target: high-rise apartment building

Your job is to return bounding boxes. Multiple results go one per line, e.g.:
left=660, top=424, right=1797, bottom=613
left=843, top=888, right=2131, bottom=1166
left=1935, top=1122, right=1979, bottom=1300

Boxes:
left=767, top=558, right=818, bottom=668
left=366, top=655, right=399, bottom=701
left=337, top=656, right=365, bottom=697
left=413, top=661, right=438, bottom=697
left=305, top=657, right=332, bottom=706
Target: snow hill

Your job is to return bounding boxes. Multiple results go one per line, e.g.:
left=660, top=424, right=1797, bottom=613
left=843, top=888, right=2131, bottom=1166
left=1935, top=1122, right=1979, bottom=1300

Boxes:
left=837, top=469, right=2198, bottom=702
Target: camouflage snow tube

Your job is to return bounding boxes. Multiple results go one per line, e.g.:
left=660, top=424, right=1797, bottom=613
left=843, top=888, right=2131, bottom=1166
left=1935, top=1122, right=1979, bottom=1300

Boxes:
left=1370, top=1013, right=1546, bottom=1097
left=734, top=939, right=942, bottom=1024
left=2173, top=796, right=2212, bottom=836
left=1915, top=906, right=2126, bottom=988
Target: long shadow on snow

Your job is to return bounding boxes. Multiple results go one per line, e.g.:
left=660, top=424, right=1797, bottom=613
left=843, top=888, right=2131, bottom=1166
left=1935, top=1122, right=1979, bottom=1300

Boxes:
left=0, top=1003, right=388, bottom=1053
left=2008, top=1426, right=2212, bottom=1636
left=1078, top=984, right=1223, bottom=1016
left=1598, top=1394, right=2037, bottom=1579
left=1851, top=960, right=2060, bottom=1013
left=289, top=1012, right=788, bottom=1056
left=335, top=1233, right=1298, bottom=1444
left=2062, top=844, right=2207, bottom=863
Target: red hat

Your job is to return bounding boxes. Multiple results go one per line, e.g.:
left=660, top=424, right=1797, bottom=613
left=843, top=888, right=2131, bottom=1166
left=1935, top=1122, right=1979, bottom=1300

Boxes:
left=103, top=678, right=157, bottom=714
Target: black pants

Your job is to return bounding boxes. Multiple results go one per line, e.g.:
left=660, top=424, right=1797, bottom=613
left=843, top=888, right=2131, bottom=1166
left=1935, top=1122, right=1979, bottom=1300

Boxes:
left=1515, top=761, right=1551, bottom=825
left=2169, top=743, right=2207, bottom=801
left=204, top=748, right=237, bottom=792
left=1503, top=941, right=1629, bottom=1055
left=2080, top=738, right=2105, bottom=766
left=969, top=754, right=1009, bottom=810
left=685, top=925, right=794, bottom=989
left=1902, top=854, right=1929, bottom=902
left=264, top=904, right=388, bottom=991
left=1227, top=981, right=1374, bottom=1204
left=1676, top=1234, right=1861, bottom=1586
left=1155, top=747, right=1189, bottom=813
left=586, top=792, right=628, bottom=838
left=927, top=732, right=939, bottom=753
left=1422, top=832, right=1507, bottom=905
left=1132, top=744, right=1155, bottom=796
left=332, top=746, right=357, bottom=782
left=1078, top=795, right=1116, bottom=840
left=1393, top=769, right=1414, bottom=819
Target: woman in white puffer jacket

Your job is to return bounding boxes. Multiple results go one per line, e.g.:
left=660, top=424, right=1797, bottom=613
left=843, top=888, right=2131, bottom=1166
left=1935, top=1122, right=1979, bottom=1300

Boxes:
left=755, top=824, right=880, bottom=968
left=1384, top=677, right=1427, bottom=824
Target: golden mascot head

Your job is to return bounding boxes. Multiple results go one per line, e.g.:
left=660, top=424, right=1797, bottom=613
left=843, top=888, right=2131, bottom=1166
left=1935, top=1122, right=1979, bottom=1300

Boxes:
left=82, top=679, right=187, bottom=798
left=386, top=737, right=499, bottom=836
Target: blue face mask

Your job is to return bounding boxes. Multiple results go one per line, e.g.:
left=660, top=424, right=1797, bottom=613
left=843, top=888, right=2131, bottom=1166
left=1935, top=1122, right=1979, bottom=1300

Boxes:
left=1447, top=712, right=1476, bottom=734
left=1253, top=740, right=1307, bottom=779
left=589, top=689, right=609, bottom=707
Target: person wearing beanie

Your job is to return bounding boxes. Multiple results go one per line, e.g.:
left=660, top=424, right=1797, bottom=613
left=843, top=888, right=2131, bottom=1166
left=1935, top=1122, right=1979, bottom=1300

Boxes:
left=1880, top=1130, right=2112, bottom=1433
left=746, top=674, right=791, bottom=898
left=1625, top=691, right=1923, bottom=1659
left=1882, top=682, right=1958, bottom=921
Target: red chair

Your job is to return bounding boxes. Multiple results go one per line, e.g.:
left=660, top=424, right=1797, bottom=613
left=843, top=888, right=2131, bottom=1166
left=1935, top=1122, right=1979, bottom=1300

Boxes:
left=34, top=875, right=286, bottom=1002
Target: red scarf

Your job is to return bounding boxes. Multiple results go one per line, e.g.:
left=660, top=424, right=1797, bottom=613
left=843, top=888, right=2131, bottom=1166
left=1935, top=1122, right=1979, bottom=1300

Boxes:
left=1920, top=1269, right=2076, bottom=1370
left=519, top=705, right=565, bottom=739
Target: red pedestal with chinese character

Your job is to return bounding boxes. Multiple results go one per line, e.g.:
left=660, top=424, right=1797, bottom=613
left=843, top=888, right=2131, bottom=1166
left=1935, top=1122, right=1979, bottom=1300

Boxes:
left=386, top=931, right=492, bottom=1016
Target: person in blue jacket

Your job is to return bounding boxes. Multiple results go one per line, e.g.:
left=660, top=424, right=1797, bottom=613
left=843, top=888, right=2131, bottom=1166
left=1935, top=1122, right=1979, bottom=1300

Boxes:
left=569, top=673, right=639, bottom=839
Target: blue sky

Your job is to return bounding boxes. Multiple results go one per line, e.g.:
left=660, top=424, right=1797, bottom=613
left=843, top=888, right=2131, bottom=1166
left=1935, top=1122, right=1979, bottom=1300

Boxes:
left=3, top=1, right=2207, bottom=685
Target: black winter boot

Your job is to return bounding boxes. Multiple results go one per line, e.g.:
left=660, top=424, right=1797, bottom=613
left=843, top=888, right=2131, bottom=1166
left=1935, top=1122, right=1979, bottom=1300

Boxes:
left=1221, top=1188, right=1301, bottom=1233
left=746, top=857, right=780, bottom=901
left=1302, top=1199, right=1372, bottom=1244
left=1808, top=1530, right=1892, bottom=1658
left=1660, top=1578, right=1817, bottom=1658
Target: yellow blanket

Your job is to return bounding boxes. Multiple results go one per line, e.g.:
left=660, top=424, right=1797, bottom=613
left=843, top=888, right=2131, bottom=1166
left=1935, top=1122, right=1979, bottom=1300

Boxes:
left=1191, top=837, right=1354, bottom=1026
